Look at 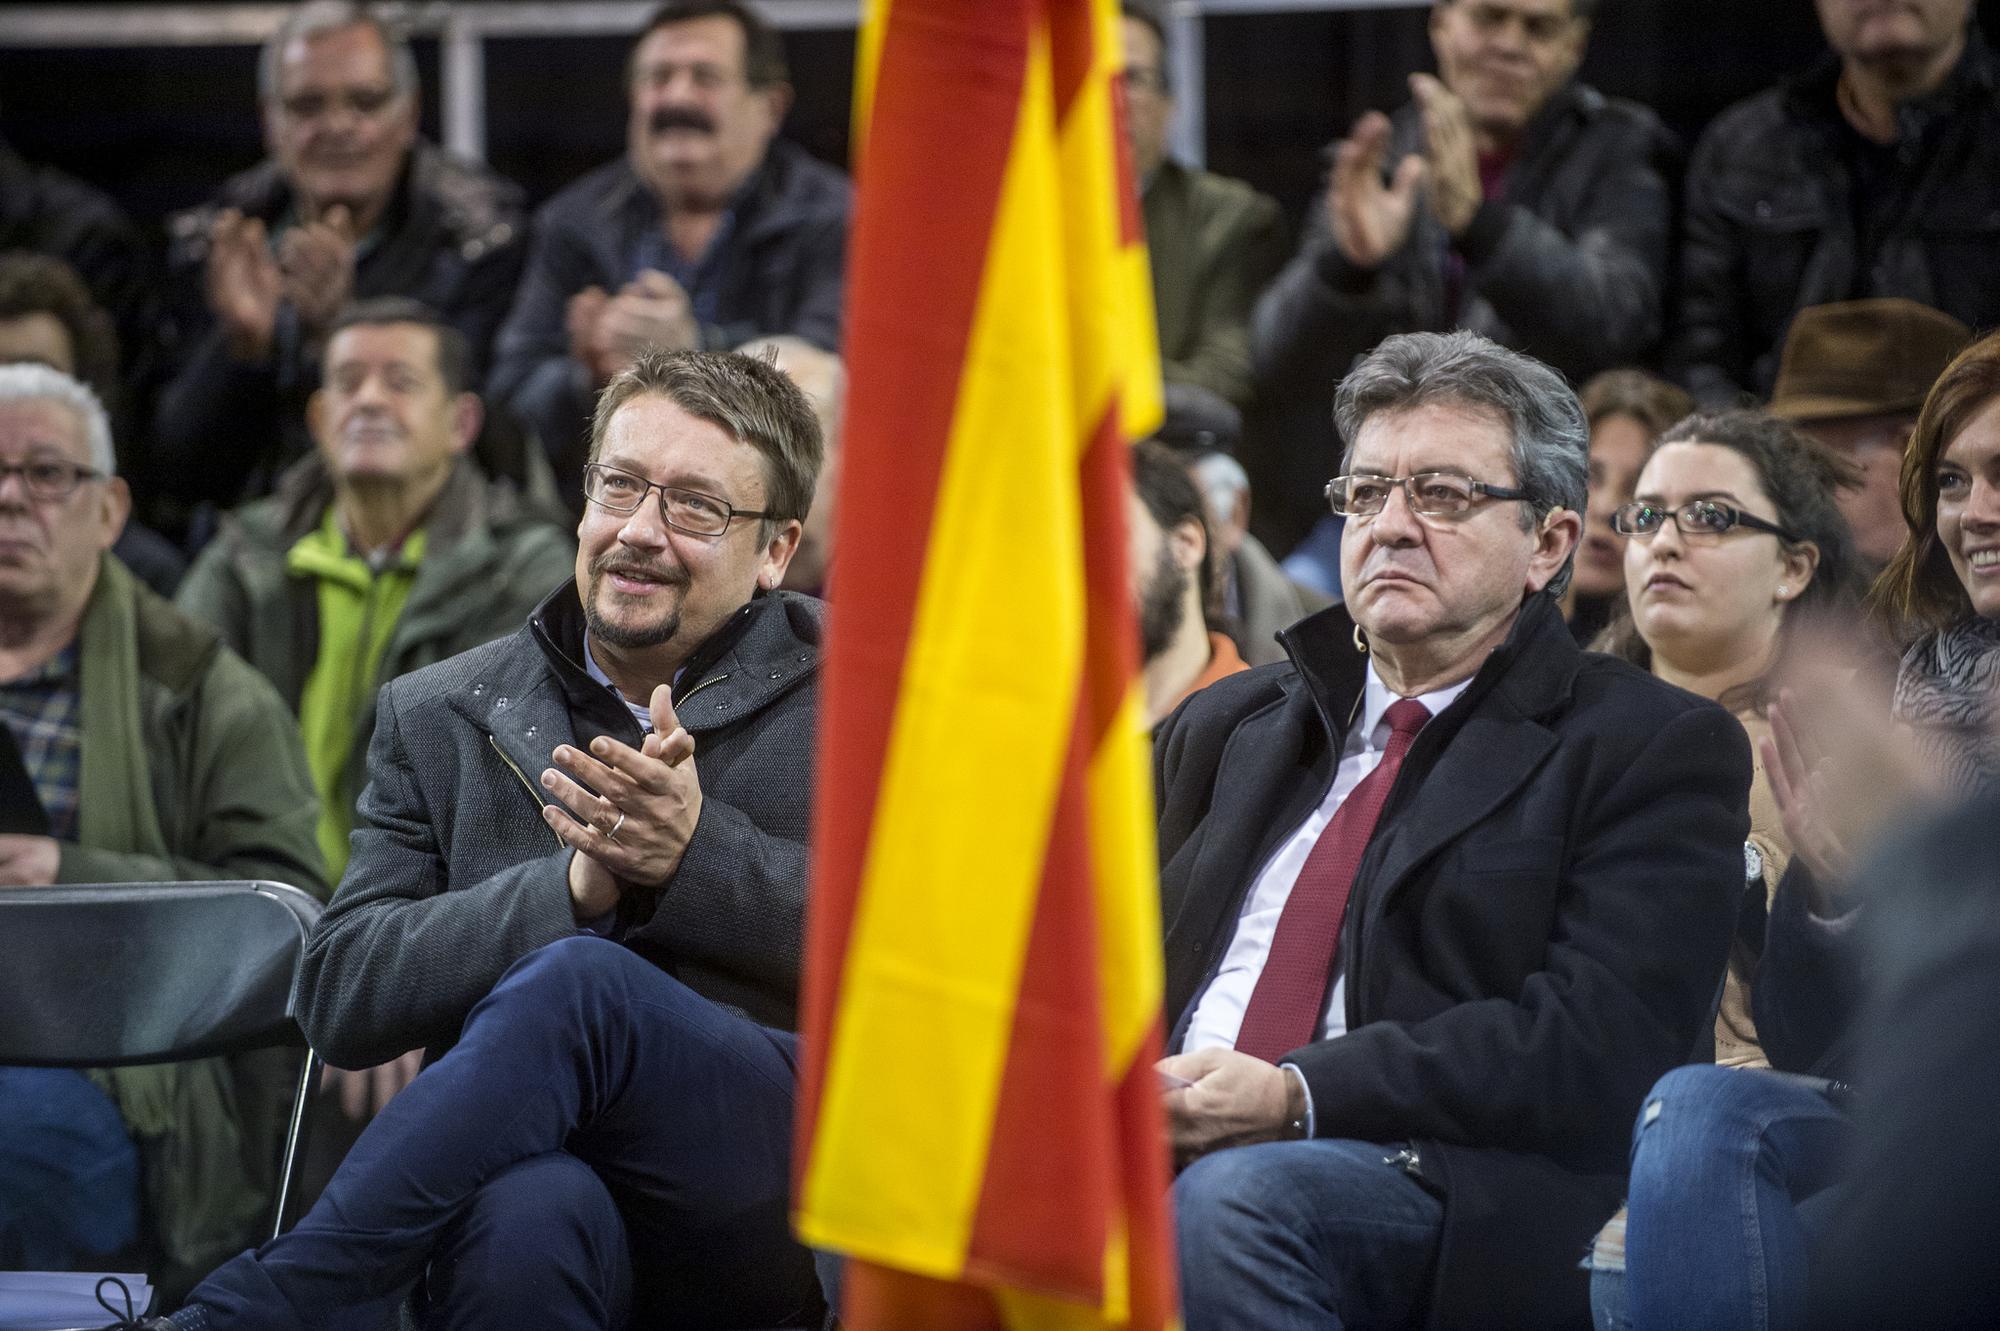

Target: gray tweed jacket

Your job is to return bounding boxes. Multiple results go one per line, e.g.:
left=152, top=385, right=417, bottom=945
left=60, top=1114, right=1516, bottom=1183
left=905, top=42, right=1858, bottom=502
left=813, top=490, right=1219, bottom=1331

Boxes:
left=294, top=581, right=821, bottom=1069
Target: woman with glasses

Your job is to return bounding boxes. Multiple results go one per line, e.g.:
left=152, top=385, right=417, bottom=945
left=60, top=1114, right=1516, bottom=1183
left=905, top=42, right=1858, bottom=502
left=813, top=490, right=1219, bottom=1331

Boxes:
left=1586, top=410, right=1867, bottom=1331
left=1604, top=411, right=1866, bottom=1065
left=1561, top=369, right=1693, bottom=645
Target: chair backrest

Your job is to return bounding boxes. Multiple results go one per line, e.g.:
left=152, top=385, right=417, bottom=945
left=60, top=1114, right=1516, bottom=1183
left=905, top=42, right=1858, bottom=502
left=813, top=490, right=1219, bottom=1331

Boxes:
left=0, top=880, right=323, bottom=1066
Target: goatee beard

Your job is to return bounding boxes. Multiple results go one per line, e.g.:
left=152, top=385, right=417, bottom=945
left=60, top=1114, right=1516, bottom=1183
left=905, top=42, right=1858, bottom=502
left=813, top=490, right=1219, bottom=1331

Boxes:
left=585, top=568, right=684, bottom=650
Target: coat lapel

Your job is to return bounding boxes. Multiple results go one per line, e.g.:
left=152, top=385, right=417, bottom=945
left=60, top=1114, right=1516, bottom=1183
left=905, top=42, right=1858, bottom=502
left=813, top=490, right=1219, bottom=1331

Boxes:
left=1365, top=711, right=1558, bottom=908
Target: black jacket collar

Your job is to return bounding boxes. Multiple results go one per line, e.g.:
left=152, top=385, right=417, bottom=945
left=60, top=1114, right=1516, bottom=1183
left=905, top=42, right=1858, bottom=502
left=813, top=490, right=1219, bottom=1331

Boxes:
left=1276, top=590, right=1579, bottom=750
left=526, top=581, right=824, bottom=748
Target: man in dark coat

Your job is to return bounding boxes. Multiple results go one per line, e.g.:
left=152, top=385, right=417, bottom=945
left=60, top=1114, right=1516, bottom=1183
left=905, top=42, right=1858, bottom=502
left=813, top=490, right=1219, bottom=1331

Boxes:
left=1246, top=0, right=1676, bottom=552
left=490, top=0, right=849, bottom=501
left=155, top=2, right=526, bottom=512
left=1155, top=330, right=1750, bottom=1330
left=1676, top=0, right=1999, bottom=404
left=150, top=348, right=827, bottom=1331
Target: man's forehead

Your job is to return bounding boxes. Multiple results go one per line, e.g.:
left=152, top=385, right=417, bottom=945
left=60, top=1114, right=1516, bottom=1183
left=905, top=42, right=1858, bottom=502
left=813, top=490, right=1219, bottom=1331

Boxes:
left=0, top=398, right=89, bottom=457
left=327, top=323, right=440, bottom=374
left=1458, top=0, right=1579, bottom=21
left=605, top=396, right=761, bottom=484
left=1121, top=15, right=1164, bottom=67
left=1351, top=401, right=1516, bottom=469
left=280, top=23, right=393, bottom=89
left=636, top=16, right=749, bottom=72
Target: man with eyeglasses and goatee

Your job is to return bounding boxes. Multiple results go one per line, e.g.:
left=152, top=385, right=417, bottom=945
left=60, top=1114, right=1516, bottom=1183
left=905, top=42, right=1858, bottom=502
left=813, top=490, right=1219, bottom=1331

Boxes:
left=141, top=347, right=828, bottom=1331
left=1152, top=331, right=1751, bottom=1331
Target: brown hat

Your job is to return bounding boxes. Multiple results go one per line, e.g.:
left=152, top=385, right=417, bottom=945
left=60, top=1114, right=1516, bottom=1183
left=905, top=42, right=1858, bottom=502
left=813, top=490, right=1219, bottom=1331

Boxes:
left=1767, top=298, right=1972, bottom=421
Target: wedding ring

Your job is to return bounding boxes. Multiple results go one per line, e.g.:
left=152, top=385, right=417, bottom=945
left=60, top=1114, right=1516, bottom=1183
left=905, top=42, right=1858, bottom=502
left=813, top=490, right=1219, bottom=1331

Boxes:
left=605, top=810, right=627, bottom=841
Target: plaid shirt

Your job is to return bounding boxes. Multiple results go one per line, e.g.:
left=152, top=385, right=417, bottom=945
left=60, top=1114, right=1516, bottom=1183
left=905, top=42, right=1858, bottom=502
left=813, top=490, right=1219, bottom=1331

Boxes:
left=0, top=642, right=82, bottom=841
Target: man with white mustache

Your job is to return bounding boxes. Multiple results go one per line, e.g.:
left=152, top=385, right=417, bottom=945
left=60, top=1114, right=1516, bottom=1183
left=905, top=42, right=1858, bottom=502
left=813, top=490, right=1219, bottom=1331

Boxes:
left=492, top=0, right=850, bottom=502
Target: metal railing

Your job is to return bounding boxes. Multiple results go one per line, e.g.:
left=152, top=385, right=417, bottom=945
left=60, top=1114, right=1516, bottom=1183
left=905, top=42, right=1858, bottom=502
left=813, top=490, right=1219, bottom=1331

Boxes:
left=2, top=0, right=1425, bottom=166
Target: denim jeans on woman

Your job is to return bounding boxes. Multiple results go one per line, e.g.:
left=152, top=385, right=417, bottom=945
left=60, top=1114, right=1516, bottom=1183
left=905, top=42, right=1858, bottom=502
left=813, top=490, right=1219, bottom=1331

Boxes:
left=1591, top=1064, right=1852, bottom=1331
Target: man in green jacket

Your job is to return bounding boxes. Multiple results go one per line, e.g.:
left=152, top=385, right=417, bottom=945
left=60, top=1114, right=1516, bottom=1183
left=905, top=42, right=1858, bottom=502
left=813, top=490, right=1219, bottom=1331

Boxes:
left=1122, top=3, right=1286, bottom=414
left=0, top=363, right=325, bottom=1292
left=177, top=297, right=574, bottom=1122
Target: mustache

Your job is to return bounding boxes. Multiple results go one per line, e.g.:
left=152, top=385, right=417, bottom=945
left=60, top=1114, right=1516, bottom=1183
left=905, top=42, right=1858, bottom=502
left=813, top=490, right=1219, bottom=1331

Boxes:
left=590, top=550, right=690, bottom=586
left=649, top=106, right=716, bottom=136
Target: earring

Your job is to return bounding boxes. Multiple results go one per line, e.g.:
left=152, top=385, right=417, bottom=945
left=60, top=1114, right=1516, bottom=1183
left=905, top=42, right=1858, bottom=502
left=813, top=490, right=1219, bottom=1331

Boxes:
left=1353, top=624, right=1368, bottom=654
left=1777, top=585, right=1789, bottom=599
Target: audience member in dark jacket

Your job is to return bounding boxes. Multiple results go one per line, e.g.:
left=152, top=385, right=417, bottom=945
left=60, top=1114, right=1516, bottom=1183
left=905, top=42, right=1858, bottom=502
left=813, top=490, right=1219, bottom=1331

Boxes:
left=490, top=2, right=848, bottom=501
left=155, top=6, right=525, bottom=511
left=1676, top=4, right=2000, bottom=404
left=1158, top=332, right=1747, bottom=1331
left=1246, top=0, right=1675, bottom=550
left=159, top=349, right=830, bottom=1331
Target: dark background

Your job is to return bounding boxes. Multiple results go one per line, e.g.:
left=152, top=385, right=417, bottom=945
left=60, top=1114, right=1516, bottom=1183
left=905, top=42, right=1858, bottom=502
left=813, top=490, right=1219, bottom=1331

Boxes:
left=4, top=2, right=2000, bottom=241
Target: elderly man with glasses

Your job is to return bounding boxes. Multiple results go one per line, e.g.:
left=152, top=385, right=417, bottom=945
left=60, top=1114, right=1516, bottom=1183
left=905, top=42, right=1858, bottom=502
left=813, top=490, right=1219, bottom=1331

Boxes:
left=1153, top=331, right=1752, bottom=1330
left=146, top=347, right=828, bottom=1331
left=0, top=363, right=323, bottom=1292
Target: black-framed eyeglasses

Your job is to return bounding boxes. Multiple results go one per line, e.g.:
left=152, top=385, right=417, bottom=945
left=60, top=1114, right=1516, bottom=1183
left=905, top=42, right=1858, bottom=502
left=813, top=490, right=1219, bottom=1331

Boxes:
left=581, top=462, right=777, bottom=538
left=1611, top=499, right=1801, bottom=544
left=0, top=459, right=104, bottom=503
left=1325, top=471, right=1533, bottom=518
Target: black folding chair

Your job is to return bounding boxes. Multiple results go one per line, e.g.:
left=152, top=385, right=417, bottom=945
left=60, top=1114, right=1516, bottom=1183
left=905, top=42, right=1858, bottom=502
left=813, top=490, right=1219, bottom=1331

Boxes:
left=0, top=879, right=326, bottom=1242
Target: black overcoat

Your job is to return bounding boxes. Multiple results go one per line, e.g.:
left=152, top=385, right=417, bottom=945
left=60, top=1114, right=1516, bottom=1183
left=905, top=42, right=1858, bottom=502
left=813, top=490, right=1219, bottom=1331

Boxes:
left=1154, top=593, right=1751, bottom=1329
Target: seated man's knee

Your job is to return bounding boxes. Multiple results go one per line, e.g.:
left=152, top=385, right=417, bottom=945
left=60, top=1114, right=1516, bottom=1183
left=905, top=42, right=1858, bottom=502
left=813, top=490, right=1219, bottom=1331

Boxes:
left=1174, top=1144, right=1323, bottom=1256
left=424, top=1152, right=631, bottom=1330
left=481, top=935, right=669, bottom=1029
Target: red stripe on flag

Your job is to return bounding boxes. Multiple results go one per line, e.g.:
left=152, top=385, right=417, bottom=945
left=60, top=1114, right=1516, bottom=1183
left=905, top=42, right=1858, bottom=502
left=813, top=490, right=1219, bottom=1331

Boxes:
left=847, top=1261, right=1009, bottom=1329
left=1049, top=0, right=1093, bottom=119
left=1076, top=405, right=1143, bottom=744
left=1115, top=1021, right=1181, bottom=1328
left=798, top=0, right=1034, bottom=1156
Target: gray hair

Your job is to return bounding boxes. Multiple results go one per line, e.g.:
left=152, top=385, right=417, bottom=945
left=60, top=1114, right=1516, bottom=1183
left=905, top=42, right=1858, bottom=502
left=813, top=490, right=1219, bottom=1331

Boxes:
left=259, top=2, right=419, bottom=103
left=0, top=363, right=116, bottom=476
left=1333, top=330, right=1588, bottom=596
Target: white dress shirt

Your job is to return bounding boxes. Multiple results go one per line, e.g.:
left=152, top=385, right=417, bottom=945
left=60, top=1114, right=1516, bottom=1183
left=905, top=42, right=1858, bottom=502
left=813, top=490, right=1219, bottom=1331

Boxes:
left=1182, top=664, right=1472, bottom=1055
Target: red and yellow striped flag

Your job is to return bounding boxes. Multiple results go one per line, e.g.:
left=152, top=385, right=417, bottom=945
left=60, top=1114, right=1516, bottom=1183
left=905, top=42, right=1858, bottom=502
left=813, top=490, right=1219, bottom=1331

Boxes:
left=793, top=0, right=1177, bottom=1327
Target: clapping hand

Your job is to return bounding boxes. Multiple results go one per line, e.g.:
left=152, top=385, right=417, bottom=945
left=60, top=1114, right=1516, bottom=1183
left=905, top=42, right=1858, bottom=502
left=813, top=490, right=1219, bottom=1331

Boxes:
left=545, top=685, right=703, bottom=918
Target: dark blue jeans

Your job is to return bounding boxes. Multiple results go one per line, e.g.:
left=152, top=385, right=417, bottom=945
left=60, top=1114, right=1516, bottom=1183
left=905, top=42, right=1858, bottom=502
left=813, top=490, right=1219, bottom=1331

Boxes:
left=0, top=1066, right=139, bottom=1267
left=186, top=937, right=822, bottom=1330
left=1173, top=1138, right=1444, bottom=1331
left=1608, top=1064, right=1851, bottom=1331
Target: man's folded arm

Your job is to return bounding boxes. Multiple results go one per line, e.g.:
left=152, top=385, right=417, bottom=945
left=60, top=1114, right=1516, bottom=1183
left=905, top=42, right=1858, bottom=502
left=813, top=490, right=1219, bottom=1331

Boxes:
left=1287, top=702, right=1750, bottom=1170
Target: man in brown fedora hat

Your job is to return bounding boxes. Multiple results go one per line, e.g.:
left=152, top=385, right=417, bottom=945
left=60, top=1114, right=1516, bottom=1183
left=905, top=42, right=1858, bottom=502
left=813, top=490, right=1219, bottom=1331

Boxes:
left=1767, top=297, right=1971, bottom=572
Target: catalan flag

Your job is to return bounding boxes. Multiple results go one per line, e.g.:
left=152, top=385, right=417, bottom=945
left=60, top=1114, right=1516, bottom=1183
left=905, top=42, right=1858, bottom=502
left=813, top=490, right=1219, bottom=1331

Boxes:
left=792, top=0, right=1177, bottom=1327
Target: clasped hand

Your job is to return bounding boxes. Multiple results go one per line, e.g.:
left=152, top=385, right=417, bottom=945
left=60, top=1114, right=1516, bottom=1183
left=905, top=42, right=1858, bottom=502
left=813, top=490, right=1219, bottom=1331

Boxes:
left=1157, top=1046, right=1295, bottom=1168
left=541, top=684, right=702, bottom=916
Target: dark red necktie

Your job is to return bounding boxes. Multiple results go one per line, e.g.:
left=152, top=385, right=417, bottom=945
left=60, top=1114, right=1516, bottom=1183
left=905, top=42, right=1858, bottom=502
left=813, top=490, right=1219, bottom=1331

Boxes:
left=1233, top=698, right=1431, bottom=1063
